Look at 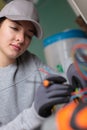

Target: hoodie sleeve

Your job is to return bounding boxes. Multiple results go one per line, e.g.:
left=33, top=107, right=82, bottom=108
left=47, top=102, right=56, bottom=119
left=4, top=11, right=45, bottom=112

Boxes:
left=0, top=103, right=45, bottom=130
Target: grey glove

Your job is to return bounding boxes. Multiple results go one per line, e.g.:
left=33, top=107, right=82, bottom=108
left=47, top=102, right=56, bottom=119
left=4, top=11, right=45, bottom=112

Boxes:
left=67, top=64, right=87, bottom=90
left=34, top=75, right=73, bottom=117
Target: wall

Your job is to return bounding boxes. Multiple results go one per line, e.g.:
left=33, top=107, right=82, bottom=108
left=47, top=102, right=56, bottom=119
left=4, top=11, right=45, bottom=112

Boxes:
left=29, top=0, right=79, bottom=63
left=0, top=0, right=5, bottom=9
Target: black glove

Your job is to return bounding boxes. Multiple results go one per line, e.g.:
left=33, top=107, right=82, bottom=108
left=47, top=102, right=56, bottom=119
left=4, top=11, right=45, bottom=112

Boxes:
left=34, top=74, right=73, bottom=117
left=67, top=64, right=87, bottom=90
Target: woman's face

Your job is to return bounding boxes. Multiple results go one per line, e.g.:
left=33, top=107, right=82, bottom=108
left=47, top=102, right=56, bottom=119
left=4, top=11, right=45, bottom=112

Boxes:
left=0, top=18, right=35, bottom=63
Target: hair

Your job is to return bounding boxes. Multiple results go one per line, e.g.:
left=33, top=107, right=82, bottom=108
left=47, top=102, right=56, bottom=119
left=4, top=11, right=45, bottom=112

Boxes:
left=0, top=17, right=6, bottom=24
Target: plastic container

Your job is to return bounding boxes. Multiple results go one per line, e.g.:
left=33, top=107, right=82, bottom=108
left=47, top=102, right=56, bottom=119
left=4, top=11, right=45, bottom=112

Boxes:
left=43, top=29, right=87, bottom=72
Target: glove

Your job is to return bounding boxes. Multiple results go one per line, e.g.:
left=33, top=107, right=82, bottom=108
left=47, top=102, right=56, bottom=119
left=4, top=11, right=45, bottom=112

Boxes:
left=67, top=64, right=87, bottom=90
left=34, top=74, right=73, bottom=117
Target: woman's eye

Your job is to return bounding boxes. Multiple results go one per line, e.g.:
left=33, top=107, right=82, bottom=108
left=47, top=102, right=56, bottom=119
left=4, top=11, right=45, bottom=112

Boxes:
left=10, top=26, right=18, bottom=31
left=27, top=35, right=32, bottom=39
left=26, top=34, right=32, bottom=40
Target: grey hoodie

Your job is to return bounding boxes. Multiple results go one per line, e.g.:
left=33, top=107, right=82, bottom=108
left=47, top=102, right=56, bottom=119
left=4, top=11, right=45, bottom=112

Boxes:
left=0, top=50, right=58, bottom=130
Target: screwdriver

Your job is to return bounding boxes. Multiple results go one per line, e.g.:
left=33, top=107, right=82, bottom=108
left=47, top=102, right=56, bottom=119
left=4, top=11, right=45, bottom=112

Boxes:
left=43, top=76, right=67, bottom=87
left=43, top=80, right=54, bottom=87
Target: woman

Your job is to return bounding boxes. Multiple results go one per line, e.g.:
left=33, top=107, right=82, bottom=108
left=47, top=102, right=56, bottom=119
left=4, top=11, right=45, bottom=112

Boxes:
left=0, top=0, right=72, bottom=130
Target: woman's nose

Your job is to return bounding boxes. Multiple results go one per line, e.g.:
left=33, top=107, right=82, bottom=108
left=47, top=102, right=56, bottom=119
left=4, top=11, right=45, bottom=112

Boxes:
left=16, top=32, right=25, bottom=43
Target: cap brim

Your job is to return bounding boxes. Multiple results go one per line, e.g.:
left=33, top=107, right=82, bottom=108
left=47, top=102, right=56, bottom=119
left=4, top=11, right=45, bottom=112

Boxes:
left=0, top=15, right=43, bottom=39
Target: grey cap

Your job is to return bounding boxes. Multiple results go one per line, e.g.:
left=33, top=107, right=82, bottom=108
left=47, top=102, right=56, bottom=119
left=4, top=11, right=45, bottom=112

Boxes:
left=0, top=0, right=43, bottom=39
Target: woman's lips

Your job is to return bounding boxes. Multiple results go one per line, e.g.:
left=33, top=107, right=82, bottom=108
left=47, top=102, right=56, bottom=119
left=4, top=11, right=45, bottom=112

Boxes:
left=10, top=44, right=21, bottom=51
